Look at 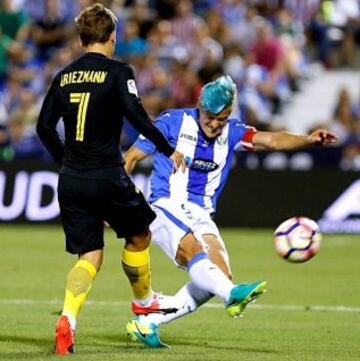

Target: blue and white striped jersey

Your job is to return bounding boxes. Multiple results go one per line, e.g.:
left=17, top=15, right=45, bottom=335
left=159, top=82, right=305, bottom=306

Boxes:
left=134, top=108, right=255, bottom=214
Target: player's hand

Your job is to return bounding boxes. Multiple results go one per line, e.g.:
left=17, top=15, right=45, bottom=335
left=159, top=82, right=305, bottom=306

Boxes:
left=170, top=150, right=187, bottom=173
left=307, top=129, right=338, bottom=146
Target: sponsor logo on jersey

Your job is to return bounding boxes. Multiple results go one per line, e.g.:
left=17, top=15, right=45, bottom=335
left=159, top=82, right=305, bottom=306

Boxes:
left=189, top=158, right=219, bottom=172
left=127, top=79, right=139, bottom=97
left=216, top=135, right=228, bottom=146
left=180, top=133, right=197, bottom=142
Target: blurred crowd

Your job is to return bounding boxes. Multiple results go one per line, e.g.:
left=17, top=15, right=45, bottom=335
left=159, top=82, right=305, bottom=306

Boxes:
left=0, top=0, right=359, bottom=168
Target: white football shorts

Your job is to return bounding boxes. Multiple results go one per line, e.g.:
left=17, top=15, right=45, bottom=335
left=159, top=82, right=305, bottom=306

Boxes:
left=150, top=198, right=227, bottom=266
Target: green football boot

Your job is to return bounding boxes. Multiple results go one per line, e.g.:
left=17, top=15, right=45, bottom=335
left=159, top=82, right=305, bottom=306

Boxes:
left=226, top=281, right=267, bottom=318
left=126, top=317, right=170, bottom=349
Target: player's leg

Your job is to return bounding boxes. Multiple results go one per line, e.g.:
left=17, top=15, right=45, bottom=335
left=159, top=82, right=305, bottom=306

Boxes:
left=123, top=229, right=185, bottom=314
left=127, top=233, right=231, bottom=348
left=122, top=229, right=153, bottom=308
left=56, top=250, right=101, bottom=354
left=135, top=234, right=231, bottom=327
left=176, top=232, right=236, bottom=301
left=104, top=174, right=184, bottom=314
left=61, top=250, right=102, bottom=330
left=197, top=234, right=267, bottom=318
left=127, top=201, right=266, bottom=347
left=55, top=174, right=105, bottom=354
left=179, top=232, right=267, bottom=317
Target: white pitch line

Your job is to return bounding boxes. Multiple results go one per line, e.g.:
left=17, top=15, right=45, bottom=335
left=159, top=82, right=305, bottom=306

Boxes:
left=0, top=299, right=359, bottom=313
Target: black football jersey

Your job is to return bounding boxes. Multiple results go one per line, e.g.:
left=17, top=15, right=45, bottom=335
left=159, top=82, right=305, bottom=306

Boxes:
left=37, top=52, right=174, bottom=170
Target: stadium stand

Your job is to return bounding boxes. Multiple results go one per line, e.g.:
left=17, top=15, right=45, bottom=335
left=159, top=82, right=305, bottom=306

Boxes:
left=0, top=0, right=358, bottom=167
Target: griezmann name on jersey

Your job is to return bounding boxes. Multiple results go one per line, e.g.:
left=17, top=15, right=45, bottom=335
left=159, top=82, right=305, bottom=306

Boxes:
left=37, top=52, right=174, bottom=172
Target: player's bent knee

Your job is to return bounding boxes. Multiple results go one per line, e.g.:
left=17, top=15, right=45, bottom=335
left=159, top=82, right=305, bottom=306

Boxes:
left=125, top=228, right=151, bottom=251
left=176, top=233, right=205, bottom=267
left=80, top=249, right=103, bottom=271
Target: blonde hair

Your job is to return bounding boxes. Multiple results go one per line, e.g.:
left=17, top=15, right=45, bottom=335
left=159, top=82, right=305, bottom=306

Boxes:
left=75, top=3, right=117, bottom=47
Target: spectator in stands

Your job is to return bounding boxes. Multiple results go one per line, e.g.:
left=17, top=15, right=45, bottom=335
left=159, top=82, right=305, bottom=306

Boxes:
left=251, top=19, right=285, bottom=83
left=115, top=19, right=148, bottom=60
left=238, top=52, right=273, bottom=129
left=170, top=0, right=205, bottom=47
left=8, top=46, right=42, bottom=89
left=223, top=45, right=244, bottom=85
left=283, top=0, right=319, bottom=27
left=1, top=74, right=23, bottom=111
left=310, top=0, right=360, bottom=67
left=190, top=23, right=223, bottom=72
left=330, top=0, right=360, bottom=67
left=130, top=0, right=155, bottom=40
left=6, top=110, right=44, bottom=160
left=11, top=87, right=40, bottom=127
left=0, top=0, right=30, bottom=41
left=330, top=87, right=359, bottom=143
left=274, top=6, right=306, bottom=89
left=0, top=0, right=356, bottom=166
left=142, top=65, right=174, bottom=117
left=214, top=0, right=247, bottom=45
left=0, top=29, right=24, bottom=83
left=170, top=61, right=203, bottom=107
left=251, top=22, right=291, bottom=113
left=231, top=5, right=259, bottom=51
left=204, top=7, right=230, bottom=45
left=31, top=0, right=72, bottom=61
left=148, top=19, right=186, bottom=69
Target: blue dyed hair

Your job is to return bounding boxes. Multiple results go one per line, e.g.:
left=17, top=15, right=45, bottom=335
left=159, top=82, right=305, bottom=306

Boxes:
left=199, top=75, right=236, bottom=114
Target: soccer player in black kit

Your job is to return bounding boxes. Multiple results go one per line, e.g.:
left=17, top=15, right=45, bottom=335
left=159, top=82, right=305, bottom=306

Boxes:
left=36, top=3, right=186, bottom=355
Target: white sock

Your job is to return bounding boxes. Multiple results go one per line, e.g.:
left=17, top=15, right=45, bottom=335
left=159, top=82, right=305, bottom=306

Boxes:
left=133, top=292, right=154, bottom=307
left=187, top=252, right=234, bottom=302
left=138, top=282, right=213, bottom=327
left=62, top=311, right=76, bottom=330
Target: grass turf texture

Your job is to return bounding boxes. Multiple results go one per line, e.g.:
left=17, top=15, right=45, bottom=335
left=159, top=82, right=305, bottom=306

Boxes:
left=0, top=226, right=359, bottom=361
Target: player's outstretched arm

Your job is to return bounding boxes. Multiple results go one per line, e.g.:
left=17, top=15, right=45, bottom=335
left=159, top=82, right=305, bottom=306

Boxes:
left=252, top=129, right=338, bottom=151
left=123, top=146, right=149, bottom=175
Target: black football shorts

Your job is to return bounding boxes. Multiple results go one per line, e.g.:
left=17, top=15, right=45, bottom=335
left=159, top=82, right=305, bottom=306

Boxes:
left=58, top=167, right=155, bottom=255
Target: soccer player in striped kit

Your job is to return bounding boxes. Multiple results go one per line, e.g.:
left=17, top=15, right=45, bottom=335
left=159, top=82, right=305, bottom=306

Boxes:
left=124, top=75, right=337, bottom=348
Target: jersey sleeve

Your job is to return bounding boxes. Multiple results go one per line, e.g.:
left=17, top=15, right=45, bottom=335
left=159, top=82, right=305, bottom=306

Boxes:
left=133, top=112, right=170, bottom=155
left=231, top=120, right=257, bottom=151
left=115, top=65, right=174, bottom=157
left=36, top=74, right=64, bottom=164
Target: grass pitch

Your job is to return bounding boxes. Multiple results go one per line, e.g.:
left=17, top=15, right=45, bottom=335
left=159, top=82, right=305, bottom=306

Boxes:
left=0, top=226, right=359, bottom=361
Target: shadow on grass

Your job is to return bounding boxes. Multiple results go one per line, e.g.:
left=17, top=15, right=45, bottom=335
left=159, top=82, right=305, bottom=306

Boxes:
left=97, top=333, right=282, bottom=354
left=170, top=339, right=281, bottom=354
left=0, top=334, right=53, bottom=360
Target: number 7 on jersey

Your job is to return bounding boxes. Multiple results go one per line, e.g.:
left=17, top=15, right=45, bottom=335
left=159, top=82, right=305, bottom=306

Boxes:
left=70, top=92, right=91, bottom=141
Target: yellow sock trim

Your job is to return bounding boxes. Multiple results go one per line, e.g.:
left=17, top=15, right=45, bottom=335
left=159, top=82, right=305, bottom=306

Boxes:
left=76, top=259, right=97, bottom=278
left=122, top=248, right=151, bottom=300
left=122, top=248, right=149, bottom=267
left=62, top=260, right=97, bottom=319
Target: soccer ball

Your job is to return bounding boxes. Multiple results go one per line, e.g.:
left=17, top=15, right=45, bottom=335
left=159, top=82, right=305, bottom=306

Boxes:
left=273, top=217, right=322, bottom=263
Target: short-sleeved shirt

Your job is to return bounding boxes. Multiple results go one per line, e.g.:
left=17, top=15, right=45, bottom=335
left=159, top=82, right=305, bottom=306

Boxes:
left=134, top=108, right=256, bottom=214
